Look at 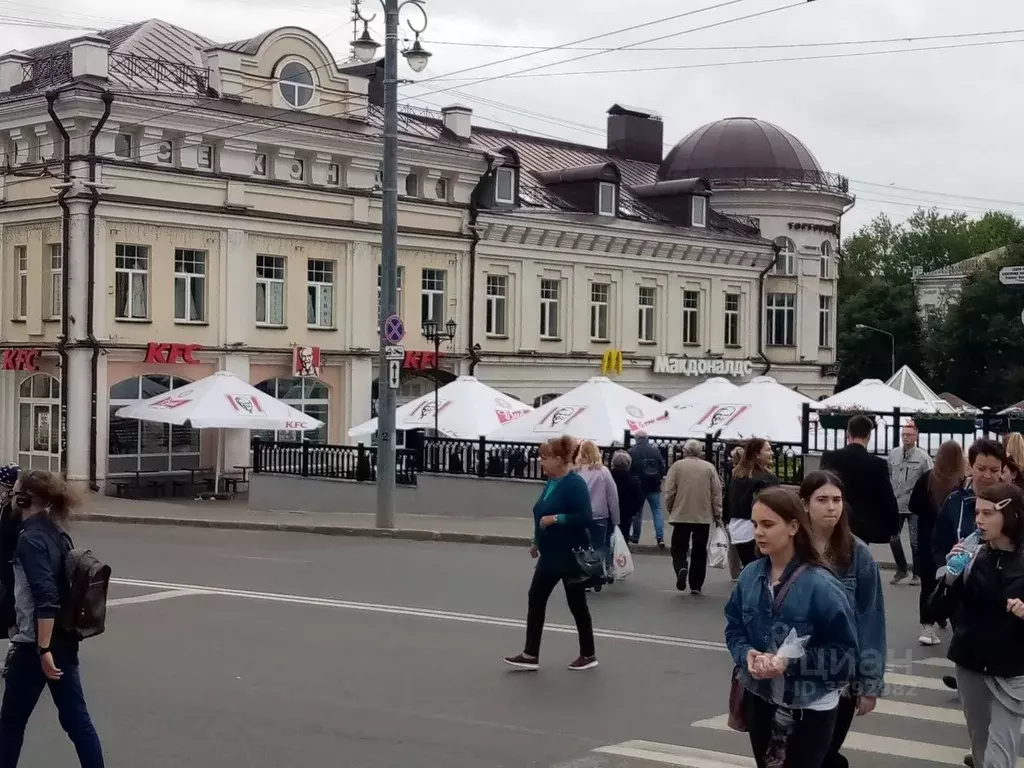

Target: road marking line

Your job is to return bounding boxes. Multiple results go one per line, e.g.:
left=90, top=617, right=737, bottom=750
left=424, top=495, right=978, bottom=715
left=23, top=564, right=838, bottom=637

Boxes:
left=912, top=656, right=956, bottom=669
left=874, top=700, right=1024, bottom=733
left=110, top=577, right=728, bottom=651
left=594, top=741, right=755, bottom=767
left=108, top=589, right=202, bottom=607
left=693, top=714, right=1024, bottom=766
left=885, top=671, right=957, bottom=692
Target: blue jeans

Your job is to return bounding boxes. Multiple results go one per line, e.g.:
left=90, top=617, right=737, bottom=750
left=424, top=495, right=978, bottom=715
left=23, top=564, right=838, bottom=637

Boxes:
left=590, top=519, right=613, bottom=577
left=0, top=644, right=104, bottom=768
left=631, top=492, right=665, bottom=543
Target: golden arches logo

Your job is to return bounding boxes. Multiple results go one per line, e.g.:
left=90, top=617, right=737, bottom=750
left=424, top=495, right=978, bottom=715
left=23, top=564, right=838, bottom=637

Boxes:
left=601, top=349, right=624, bottom=376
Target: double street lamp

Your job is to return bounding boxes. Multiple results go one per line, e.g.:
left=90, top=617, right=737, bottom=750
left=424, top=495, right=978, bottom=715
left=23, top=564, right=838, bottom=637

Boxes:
left=351, top=0, right=432, bottom=529
left=422, top=319, right=457, bottom=435
left=855, top=323, right=896, bottom=378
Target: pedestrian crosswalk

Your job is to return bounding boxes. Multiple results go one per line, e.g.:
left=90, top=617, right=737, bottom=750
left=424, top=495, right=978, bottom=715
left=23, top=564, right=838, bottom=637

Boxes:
left=568, top=662, right=1024, bottom=767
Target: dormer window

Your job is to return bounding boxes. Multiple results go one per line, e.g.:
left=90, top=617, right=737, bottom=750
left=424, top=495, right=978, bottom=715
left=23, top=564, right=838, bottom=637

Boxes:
left=692, top=196, right=708, bottom=228
left=279, top=61, right=314, bottom=108
left=495, top=166, right=516, bottom=204
left=598, top=182, right=617, bottom=217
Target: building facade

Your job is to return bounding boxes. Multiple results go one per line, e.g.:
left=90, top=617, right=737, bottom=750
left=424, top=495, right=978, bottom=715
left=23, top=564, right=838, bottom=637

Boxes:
left=914, top=246, right=1006, bottom=319
left=0, top=20, right=852, bottom=490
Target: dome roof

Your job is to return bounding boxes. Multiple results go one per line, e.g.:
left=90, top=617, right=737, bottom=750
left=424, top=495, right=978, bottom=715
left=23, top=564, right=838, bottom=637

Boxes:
left=659, top=117, right=824, bottom=185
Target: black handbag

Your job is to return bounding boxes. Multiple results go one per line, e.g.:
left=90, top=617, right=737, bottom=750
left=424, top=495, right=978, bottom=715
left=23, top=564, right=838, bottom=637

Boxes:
left=566, top=531, right=604, bottom=586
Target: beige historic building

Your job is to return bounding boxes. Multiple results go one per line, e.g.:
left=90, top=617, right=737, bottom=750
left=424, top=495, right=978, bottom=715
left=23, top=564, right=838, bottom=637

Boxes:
left=0, top=19, right=852, bottom=489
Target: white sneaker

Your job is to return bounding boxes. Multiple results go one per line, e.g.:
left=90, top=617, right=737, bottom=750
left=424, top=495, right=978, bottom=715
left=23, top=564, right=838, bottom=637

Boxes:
left=918, top=625, right=941, bottom=646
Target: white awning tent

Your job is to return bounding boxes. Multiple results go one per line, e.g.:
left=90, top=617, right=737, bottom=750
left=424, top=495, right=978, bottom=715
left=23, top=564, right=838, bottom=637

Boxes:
left=886, top=366, right=956, bottom=413
left=486, top=376, right=670, bottom=445
left=661, top=377, right=740, bottom=422
left=348, top=376, right=533, bottom=440
left=817, top=379, right=935, bottom=414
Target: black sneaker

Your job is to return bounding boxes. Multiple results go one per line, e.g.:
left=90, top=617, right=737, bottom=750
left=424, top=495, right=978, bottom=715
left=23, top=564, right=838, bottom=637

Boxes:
left=675, top=567, right=689, bottom=591
left=943, top=675, right=958, bottom=690
left=567, top=655, right=599, bottom=671
left=503, top=653, right=539, bottom=670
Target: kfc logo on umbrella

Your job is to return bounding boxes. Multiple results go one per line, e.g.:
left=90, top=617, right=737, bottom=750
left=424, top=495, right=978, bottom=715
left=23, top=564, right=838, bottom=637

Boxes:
left=225, top=394, right=265, bottom=415
left=693, top=404, right=748, bottom=429
left=411, top=399, right=452, bottom=423
left=534, top=405, right=586, bottom=433
left=151, top=395, right=192, bottom=410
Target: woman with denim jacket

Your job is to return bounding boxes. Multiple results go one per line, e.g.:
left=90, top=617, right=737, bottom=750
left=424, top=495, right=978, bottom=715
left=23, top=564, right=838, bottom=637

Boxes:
left=725, top=487, right=858, bottom=768
left=800, top=471, right=886, bottom=768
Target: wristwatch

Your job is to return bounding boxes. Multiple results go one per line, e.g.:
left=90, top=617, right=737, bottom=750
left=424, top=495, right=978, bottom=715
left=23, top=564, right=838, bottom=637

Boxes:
left=37, top=646, right=50, bottom=656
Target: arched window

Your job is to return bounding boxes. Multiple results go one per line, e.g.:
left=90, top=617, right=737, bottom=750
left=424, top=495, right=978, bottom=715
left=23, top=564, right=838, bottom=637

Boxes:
left=18, top=374, right=60, bottom=471
left=108, top=375, right=200, bottom=473
left=254, top=377, right=329, bottom=444
left=278, top=61, right=315, bottom=108
left=533, top=393, right=560, bottom=408
left=819, top=240, right=833, bottom=278
left=773, top=237, right=797, bottom=276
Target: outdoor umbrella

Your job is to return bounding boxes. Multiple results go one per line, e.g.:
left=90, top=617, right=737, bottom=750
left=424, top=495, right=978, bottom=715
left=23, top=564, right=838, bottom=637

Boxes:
left=115, top=370, right=323, bottom=492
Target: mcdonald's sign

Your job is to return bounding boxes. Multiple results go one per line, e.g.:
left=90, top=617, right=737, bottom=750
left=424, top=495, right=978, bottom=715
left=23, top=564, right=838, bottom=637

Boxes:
left=600, top=349, right=624, bottom=375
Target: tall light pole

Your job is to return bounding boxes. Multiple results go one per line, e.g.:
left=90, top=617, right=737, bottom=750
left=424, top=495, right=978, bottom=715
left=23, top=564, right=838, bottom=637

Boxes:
left=422, top=318, right=457, bottom=434
left=352, top=0, right=431, bottom=528
left=855, top=323, right=895, bottom=378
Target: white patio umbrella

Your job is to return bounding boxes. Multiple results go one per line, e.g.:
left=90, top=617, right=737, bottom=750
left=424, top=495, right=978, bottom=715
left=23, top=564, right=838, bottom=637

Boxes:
left=817, top=378, right=935, bottom=413
left=663, top=377, right=739, bottom=412
left=348, top=375, right=533, bottom=440
left=115, top=370, right=323, bottom=492
left=486, top=377, right=669, bottom=445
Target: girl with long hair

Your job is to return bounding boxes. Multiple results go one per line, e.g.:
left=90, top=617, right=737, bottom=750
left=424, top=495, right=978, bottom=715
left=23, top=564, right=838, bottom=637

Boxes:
left=909, top=441, right=967, bottom=646
left=0, top=470, right=104, bottom=767
left=799, top=471, right=886, bottom=768
left=575, top=441, right=619, bottom=590
left=724, top=439, right=780, bottom=567
left=724, top=487, right=858, bottom=768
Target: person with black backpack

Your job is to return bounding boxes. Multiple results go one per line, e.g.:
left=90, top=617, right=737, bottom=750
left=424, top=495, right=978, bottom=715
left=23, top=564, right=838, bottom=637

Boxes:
left=628, top=431, right=667, bottom=547
left=0, top=470, right=106, bottom=768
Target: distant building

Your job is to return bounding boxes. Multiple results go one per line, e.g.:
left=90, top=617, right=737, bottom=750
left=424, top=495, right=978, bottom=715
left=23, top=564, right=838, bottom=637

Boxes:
left=914, top=246, right=1006, bottom=318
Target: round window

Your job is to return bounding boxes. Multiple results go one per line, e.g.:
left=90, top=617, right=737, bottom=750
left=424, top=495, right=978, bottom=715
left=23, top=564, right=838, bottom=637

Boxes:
left=279, top=61, right=314, bottom=108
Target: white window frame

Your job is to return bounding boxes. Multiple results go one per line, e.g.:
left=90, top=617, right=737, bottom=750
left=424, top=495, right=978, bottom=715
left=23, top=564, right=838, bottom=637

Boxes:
left=108, top=375, right=200, bottom=474
left=255, top=254, right=286, bottom=327
left=114, top=243, right=149, bottom=321
left=307, top=259, right=335, bottom=329
left=818, top=295, right=833, bottom=348
left=17, top=374, right=61, bottom=472
left=15, top=245, right=27, bottom=319
left=724, top=292, right=741, bottom=348
left=682, top=290, right=700, bottom=345
left=49, top=244, right=62, bottom=319
left=692, top=196, right=708, bottom=228
left=485, top=274, right=508, bottom=337
left=773, top=237, right=796, bottom=276
left=766, top=292, right=796, bottom=347
left=420, top=268, right=446, bottom=328
left=173, top=249, right=206, bottom=323
left=590, top=282, right=610, bottom=342
left=638, top=286, right=655, bottom=343
left=377, top=264, right=404, bottom=328
left=819, top=241, right=833, bottom=278
left=278, top=61, right=315, bottom=109
left=540, top=279, right=560, bottom=339
left=495, top=166, right=515, bottom=204
left=598, top=182, right=617, bottom=216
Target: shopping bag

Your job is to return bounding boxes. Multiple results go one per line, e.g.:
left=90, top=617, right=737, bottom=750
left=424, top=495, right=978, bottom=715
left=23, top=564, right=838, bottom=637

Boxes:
left=610, top=528, right=635, bottom=580
left=708, top=524, right=729, bottom=570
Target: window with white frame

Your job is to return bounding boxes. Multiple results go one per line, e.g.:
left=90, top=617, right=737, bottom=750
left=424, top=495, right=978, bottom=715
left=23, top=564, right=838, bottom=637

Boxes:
left=540, top=278, right=560, bottom=339
left=682, top=290, right=700, bottom=345
left=108, top=375, right=200, bottom=473
left=278, top=61, right=315, bottom=108
left=495, top=166, right=515, bottom=204
left=590, top=282, right=610, bottom=341
left=598, top=182, right=616, bottom=216
left=486, top=275, right=508, bottom=337
left=18, top=374, right=61, bottom=472
left=692, top=196, right=708, bottom=228
left=114, top=133, right=133, bottom=159
left=114, top=244, right=149, bottom=320
left=819, top=240, right=833, bottom=278
left=724, top=292, right=741, bottom=347
left=15, top=245, right=27, bottom=319
left=253, top=377, right=329, bottom=444
left=766, top=292, right=796, bottom=346
left=173, top=249, right=206, bottom=323
left=638, top=286, right=655, bottom=343
left=773, top=237, right=796, bottom=276
left=420, top=269, right=445, bottom=327
left=49, top=244, right=62, bottom=318
left=307, top=259, right=335, bottom=328
left=377, top=264, right=404, bottom=326
left=256, top=254, right=285, bottom=326
left=818, top=295, right=832, bottom=347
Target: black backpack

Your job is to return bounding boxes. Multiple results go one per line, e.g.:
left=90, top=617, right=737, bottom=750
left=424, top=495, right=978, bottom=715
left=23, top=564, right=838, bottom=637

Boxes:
left=56, top=534, right=111, bottom=641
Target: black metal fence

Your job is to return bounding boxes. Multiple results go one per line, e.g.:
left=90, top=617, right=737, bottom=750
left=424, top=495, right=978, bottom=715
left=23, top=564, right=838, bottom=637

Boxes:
left=251, top=438, right=417, bottom=486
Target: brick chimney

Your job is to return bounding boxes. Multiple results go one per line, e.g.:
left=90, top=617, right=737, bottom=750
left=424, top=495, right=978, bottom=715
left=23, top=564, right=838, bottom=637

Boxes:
left=441, top=105, right=472, bottom=141
left=607, top=103, right=663, bottom=165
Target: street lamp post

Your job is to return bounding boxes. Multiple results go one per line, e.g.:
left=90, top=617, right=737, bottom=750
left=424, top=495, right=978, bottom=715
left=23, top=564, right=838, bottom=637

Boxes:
left=855, top=323, right=895, bottom=378
left=352, top=0, right=431, bottom=529
left=422, top=319, right=457, bottom=434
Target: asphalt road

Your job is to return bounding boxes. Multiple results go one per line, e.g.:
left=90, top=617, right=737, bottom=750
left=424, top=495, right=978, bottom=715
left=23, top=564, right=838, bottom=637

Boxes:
left=10, top=522, right=984, bottom=768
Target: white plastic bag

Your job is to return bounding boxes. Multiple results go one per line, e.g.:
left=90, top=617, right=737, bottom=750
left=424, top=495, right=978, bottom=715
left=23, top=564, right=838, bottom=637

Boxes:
left=611, top=527, right=635, bottom=580
left=775, top=628, right=811, bottom=660
left=708, top=523, right=729, bottom=569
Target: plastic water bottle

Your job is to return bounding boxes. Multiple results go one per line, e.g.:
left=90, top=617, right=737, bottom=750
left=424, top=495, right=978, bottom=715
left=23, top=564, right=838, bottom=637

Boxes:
left=946, top=529, right=982, bottom=577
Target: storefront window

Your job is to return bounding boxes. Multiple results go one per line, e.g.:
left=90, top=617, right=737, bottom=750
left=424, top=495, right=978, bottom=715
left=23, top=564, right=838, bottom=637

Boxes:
left=108, top=375, right=201, bottom=474
left=253, top=377, right=329, bottom=444
left=18, top=374, right=61, bottom=471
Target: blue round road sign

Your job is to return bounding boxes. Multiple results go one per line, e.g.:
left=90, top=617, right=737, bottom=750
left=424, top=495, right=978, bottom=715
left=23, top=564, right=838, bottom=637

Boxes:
left=384, top=314, right=405, bottom=344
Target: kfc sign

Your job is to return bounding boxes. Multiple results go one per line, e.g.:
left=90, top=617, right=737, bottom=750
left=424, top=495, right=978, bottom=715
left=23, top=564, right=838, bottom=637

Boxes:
left=145, top=343, right=201, bottom=365
left=403, top=351, right=443, bottom=370
left=293, top=346, right=321, bottom=377
left=2, top=349, right=40, bottom=371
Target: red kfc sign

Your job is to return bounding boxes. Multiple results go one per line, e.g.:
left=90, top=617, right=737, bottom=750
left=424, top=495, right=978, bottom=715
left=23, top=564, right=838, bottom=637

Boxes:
left=2, top=349, right=40, bottom=371
left=144, top=343, right=201, bottom=365
left=403, top=350, right=443, bottom=370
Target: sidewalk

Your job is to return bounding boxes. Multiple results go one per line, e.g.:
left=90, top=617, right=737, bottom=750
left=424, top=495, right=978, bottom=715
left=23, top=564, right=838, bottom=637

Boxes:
left=79, top=495, right=906, bottom=568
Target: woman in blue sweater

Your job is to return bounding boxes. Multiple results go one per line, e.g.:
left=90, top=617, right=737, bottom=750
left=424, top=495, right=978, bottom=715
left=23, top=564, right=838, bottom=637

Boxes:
left=800, top=471, right=886, bottom=768
left=504, top=436, right=598, bottom=671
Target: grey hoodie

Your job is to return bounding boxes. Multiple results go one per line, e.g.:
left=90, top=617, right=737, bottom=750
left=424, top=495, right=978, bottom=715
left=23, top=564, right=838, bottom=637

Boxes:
left=888, top=445, right=932, bottom=515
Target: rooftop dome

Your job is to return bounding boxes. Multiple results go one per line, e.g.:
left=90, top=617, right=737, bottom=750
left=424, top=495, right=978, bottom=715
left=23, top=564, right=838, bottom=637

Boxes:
left=658, top=117, right=828, bottom=187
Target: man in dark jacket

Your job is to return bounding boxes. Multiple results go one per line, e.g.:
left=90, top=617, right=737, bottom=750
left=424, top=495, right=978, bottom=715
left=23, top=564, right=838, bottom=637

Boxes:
left=627, top=432, right=667, bottom=548
left=0, top=464, right=21, bottom=637
left=821, top=415, right=899, bottom=544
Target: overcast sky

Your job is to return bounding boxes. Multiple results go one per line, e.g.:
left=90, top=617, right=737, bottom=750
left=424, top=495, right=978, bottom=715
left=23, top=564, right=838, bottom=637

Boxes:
left=9, top=0, right=1024, bottom=235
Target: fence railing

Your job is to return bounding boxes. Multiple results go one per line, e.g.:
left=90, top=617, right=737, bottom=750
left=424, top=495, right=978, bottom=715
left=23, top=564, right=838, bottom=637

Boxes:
left=251, top=438, right=417, bottom=486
